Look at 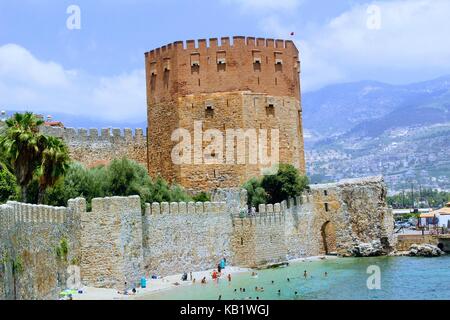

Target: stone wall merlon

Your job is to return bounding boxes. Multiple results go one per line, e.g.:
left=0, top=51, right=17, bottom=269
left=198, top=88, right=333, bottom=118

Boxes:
left=3, top=201, right=67, bottom=224
left=89, top=196, right=141, bottom=213
left=145, top=201, right=227, bottom=215
left=40, top=126, right=146, bottom=142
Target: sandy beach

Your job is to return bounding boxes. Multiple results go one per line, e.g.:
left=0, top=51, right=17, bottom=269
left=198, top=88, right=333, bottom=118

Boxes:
left=71, top=256, right=336, bottom=300
left=72, top=266, right=249, bottom=300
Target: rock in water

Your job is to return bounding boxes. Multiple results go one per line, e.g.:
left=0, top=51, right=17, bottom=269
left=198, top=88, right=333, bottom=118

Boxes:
left=408, top=244, right=444, bottom=257
left=351, top=239, right=384, bottom=257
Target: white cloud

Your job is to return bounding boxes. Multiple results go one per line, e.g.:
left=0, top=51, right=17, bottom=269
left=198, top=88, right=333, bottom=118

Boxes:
left=223, top=0, right=302, bottom=11
left=0, top=44, right=146, bottom=122
left=262, top=0, right=450, bottom=91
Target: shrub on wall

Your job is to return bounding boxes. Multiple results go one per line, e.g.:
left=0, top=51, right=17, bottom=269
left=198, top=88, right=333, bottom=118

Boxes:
left=243, top=164, right=309, bottom=207
left=192, top=192, right=211, bottom=202
left=243, top=178, right=268, bottom=208
left=261, top=164, right=309, bottom=204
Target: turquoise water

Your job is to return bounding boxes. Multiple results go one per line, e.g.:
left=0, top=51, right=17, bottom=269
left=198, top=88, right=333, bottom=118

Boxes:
left=142, top=256, right=450, bottom=300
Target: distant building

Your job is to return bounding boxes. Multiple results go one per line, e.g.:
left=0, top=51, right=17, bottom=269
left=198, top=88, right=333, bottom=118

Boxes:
left=420, top=202, right=450, bottom=227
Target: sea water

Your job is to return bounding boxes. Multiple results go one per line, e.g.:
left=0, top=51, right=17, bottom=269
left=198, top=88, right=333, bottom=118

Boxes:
left=141, top=256, right=450, bottom=300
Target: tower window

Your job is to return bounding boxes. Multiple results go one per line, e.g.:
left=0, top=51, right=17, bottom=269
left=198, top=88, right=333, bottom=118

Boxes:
left=324, top=190, right=328, bottom=196
left=163, top=58, right=171, bottom=71
left=191, top=53, right=200, bottom=73
left=205, top=105, right=214, bottom=118
left=325, top=203, right=329, bottom=212
left=241, top=237, right=244, bottom=246
left=266, top=104, right=275, bottom=117
left=252, top=50, right=262, bottom=71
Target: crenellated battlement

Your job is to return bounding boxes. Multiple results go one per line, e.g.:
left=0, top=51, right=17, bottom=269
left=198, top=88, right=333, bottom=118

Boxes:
left=145, top=36, right=297, bottom=60
left=144, top=201, right=227, bottom=215
left=1, top=201, right=68, bottom=225
left=40, top=126, right=146, bottom=143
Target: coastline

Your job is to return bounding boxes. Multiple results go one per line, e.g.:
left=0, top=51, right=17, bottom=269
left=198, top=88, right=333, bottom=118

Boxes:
left=71, top=255, right=337, bottom=300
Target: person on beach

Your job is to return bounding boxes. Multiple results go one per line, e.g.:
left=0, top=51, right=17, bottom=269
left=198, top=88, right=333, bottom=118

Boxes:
left=201, top=277, right=207, bottom=284
left=212, top=270, right=218, bottom=280
left=193, top=278, right=196, bottom=284
left=117, top=282, right=129, bottom=295
left=218, top=263, right=222, bottom=274
left=181, top=272, right=188, bottom=281
left=190, top=272, right=193, bottom=281
left=228, top=274, right=232, bottom=282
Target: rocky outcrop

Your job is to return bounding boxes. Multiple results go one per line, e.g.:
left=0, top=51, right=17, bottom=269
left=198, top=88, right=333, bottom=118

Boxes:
left=408, top=244, right=444, bottom=257
left=349, top=240, right=385, bottom=257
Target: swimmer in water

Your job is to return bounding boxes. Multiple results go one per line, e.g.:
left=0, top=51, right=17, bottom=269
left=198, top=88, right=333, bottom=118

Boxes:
left=324, top=272, right=328, bottom=277
left=304, top=270, right=308, bottom=279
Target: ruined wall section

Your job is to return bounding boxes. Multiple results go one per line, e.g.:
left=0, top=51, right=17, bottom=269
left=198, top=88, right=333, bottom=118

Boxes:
left=79, top=196, right=144, bottom=290
left=40, top=126, right=148, bottom=169
left=0, top=201, right=82, bottom=300
left=142, top=201, right=231, bottom=277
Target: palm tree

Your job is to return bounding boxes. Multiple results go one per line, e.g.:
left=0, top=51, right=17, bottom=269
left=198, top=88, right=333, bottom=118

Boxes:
left=0, top=112, right=45, bottom=202
left=37, top=136, right=70, bottom=204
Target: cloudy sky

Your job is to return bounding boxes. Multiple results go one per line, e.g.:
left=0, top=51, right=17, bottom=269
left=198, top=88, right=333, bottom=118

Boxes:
left=0, top=0, right=449, bottom=123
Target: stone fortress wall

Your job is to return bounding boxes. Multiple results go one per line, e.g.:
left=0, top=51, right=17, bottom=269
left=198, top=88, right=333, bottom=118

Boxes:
left=39, top=125, right=148, bottom=169
left=0, top=176, right=394, bottom=299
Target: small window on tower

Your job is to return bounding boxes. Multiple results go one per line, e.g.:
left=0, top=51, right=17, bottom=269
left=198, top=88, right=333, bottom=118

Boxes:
left=216, top=51, right=226, bottom=65
left=150, top=62, right=157, bottom=76
left=163, top=58, right=171, bottom=71
left=266, top=104, right=275, bottom=117
left=252, top=50, right=262, bottom=71
left=190, top=53, right=200, bottom=73
left=205, top=103, right=214, bottom=118
left=325, top=203, right=329, bottom=212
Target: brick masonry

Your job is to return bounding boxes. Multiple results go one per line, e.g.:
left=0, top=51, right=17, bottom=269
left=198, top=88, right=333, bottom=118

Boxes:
left=146, top=36, right=305, bottom=191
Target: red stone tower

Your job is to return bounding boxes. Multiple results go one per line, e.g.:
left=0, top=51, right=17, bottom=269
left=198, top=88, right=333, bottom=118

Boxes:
left=145, top=36, right=305, bottom=191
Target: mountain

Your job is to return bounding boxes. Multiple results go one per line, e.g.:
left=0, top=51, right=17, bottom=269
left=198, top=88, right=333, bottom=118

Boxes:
left=2, top=110, right=147, bottom=130
left=303, top=75, right=450, bottom=193
left=303, top=75, right=450, bottom=141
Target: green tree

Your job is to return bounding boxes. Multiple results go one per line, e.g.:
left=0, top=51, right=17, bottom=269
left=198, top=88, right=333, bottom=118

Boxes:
left=243, top=177, right=268, bottom=208
left=0, top=162, right=19, bottom=203
left=261, top=164, right=309, bottom=204
left=36, top=136, right=71, bottom=204
left=0, top=112, right=45, bottom=202
left=45, top=163, right=106, bottom=209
